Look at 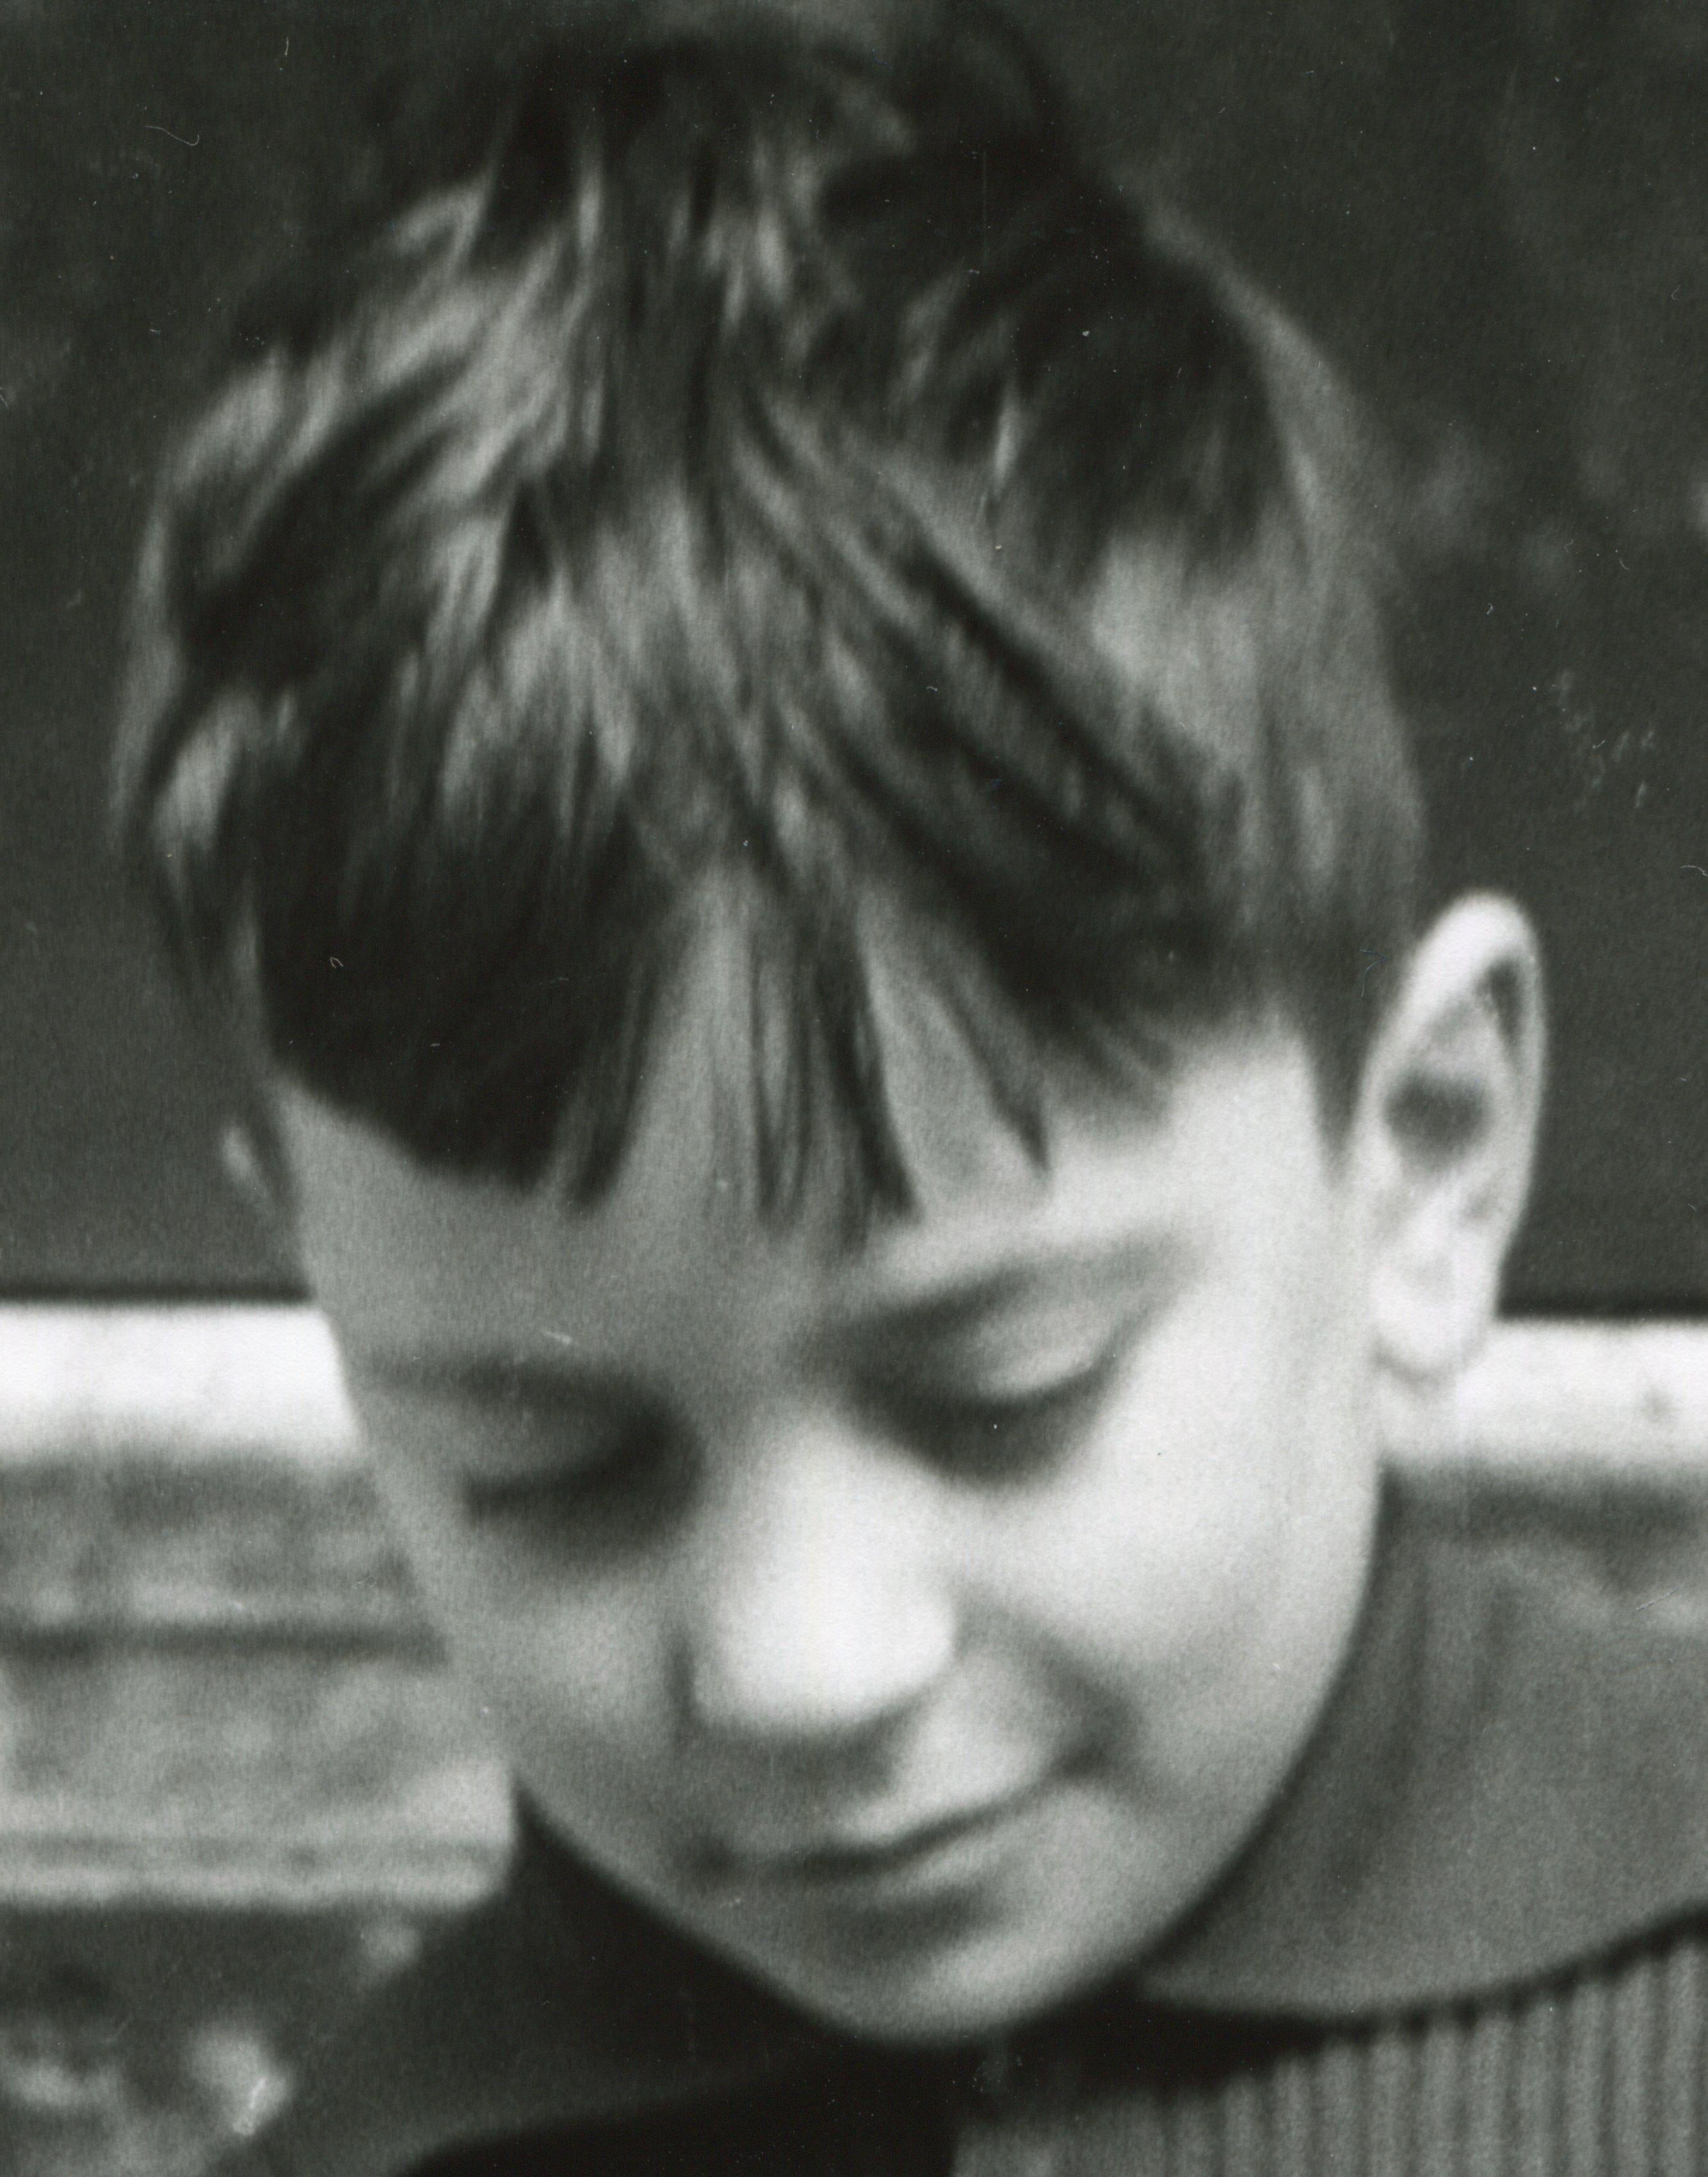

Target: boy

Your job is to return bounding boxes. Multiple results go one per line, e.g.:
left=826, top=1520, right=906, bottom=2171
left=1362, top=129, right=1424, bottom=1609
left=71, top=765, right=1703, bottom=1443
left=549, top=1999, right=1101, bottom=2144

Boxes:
left=115, top=9, right=1708, bottom=2172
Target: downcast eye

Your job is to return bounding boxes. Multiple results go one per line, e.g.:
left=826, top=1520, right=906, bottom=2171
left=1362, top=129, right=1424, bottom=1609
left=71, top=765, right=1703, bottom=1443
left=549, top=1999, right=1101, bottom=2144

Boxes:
left=870, top=1340, right=1128, bottom=1483
left=457, top=1411, right=692, bottom=1545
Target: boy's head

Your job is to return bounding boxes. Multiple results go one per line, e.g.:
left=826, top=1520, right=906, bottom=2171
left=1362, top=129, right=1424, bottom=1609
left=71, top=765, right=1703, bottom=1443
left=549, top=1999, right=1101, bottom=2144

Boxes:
left=116, top=7, right=1543, bottom=2043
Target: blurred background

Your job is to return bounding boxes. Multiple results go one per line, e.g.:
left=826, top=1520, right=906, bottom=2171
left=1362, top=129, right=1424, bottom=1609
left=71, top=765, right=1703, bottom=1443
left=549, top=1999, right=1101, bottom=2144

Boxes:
left=1, top=2, right=1705, bottom=2169
left=0, top=0, right=1705, bottom=1306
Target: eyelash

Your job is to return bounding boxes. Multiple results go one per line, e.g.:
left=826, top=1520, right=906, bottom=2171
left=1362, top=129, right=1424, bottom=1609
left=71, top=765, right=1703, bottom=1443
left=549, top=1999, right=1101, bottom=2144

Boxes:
left=458, top=1418, right=684, bottom=1536
left=454, top=1340, right=1128, bottom=1534
left=876, top=1346, right=1125, bottom=1482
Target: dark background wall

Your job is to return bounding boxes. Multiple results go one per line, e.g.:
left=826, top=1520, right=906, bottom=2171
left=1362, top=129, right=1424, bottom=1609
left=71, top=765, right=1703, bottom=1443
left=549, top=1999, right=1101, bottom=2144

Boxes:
left=0, top=0, right=1703, bottom=1303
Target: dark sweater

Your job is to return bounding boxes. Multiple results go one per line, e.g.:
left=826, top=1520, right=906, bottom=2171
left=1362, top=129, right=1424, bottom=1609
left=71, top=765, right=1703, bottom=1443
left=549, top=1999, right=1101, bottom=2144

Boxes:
left=223, top=1479, right=1708, bottom=2176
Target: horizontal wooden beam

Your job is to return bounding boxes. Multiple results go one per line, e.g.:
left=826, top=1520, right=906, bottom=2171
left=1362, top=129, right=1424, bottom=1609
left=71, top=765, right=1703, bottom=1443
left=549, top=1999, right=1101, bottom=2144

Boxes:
left=0, top=1305, right=352, bottom=1467
left=1, top=1827, right=506, bottom=1913
left=0, top=1305, right=1704, bottom=1468
left=0, top=1641, right=512, bottom=1909
left=1396, top=1317, right=1708, bottom=1468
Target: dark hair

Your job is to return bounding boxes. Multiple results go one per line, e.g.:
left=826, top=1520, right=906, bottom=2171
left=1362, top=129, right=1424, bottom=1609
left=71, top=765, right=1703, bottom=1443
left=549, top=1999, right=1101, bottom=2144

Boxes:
left=116, top=4, right=1422, bottom=1230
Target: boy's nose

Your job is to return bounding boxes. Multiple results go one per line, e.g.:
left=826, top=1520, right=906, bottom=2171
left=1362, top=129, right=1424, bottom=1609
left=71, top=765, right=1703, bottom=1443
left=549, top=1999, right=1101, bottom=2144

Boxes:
left=678, top=1421, right=957, bottom=1748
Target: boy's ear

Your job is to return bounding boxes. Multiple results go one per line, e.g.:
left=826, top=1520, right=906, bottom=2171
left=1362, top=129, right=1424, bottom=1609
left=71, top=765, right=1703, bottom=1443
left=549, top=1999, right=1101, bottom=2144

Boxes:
left=1353, top=894, right=1545, bottom=1388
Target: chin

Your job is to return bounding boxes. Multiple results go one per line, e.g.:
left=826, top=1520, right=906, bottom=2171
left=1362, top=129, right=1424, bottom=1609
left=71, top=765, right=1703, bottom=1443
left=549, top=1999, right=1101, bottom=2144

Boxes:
left=729, top=1909, right=1140, bottom=2050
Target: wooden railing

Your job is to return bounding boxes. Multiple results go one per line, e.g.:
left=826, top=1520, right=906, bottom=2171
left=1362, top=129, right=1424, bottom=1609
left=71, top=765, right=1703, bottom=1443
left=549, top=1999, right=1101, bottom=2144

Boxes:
left=1, top=1306, right=1705, bottom=2173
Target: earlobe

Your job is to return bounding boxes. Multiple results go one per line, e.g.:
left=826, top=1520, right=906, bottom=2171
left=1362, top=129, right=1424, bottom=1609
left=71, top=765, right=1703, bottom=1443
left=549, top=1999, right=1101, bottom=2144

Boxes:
left=1357, top=894, right=1546, bottom=1388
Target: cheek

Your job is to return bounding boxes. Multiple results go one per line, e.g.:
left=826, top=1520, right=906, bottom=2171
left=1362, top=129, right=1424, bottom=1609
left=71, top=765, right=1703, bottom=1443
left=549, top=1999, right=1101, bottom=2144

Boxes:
left=365, top=1450, right=681, bottom=1810
left=467, top=1609, right=675, bottom=1834
left=457, top=1579, right=686, bottom=1851
left=983, top=1255, right=1358, bottom=1684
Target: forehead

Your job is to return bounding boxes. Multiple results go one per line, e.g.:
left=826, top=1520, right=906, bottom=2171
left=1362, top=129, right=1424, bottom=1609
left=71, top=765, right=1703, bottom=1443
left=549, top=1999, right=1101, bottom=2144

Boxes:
left=274, top=961, right=1333, bottom=1370
left=276, top=960, right=1045, bottom=1340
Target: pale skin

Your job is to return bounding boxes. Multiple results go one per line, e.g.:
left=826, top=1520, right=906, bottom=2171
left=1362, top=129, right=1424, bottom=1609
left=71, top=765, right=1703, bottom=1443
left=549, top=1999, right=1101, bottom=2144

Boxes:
left=249, top=892, right=1543, bottom=2046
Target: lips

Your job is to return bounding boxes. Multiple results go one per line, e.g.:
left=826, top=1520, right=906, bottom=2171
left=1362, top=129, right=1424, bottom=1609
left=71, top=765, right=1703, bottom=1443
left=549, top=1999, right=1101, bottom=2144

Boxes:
left=713, top=1781, right=1052, bottom=1895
